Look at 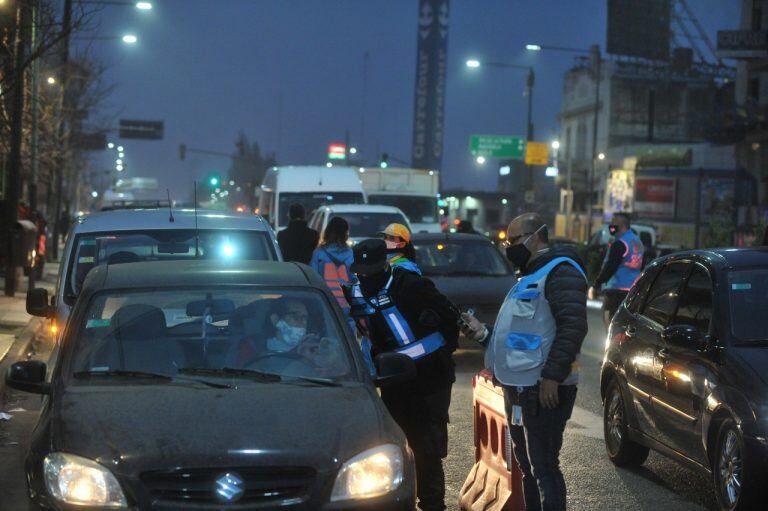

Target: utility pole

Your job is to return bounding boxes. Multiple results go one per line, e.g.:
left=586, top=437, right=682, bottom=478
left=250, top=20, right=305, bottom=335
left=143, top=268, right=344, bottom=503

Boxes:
left=4, top=0, right=31, bottom=296
left=585, top=44, right=602, bottom=240
left=50, top=0, right=73, bottom=261
left=525, top=68, right=535, bottom=198
left=27, top=0, right=42, bottom=291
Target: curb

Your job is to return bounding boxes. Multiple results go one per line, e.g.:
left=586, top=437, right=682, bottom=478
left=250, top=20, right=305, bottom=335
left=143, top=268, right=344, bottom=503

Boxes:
left=0, top=318, right=44, bottom=397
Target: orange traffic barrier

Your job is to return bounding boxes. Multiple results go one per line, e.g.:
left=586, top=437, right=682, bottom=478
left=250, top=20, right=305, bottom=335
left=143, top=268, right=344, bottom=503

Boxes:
left=459, top=369, right=525, bottom=511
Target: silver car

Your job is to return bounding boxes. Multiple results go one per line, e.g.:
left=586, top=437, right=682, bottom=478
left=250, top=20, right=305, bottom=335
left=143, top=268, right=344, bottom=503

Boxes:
left=52, top=208, right=281, bottom=332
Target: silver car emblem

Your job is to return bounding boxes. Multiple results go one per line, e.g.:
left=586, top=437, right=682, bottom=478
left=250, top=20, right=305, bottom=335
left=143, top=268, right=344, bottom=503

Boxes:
left=215, top=472, right=245, bottom=503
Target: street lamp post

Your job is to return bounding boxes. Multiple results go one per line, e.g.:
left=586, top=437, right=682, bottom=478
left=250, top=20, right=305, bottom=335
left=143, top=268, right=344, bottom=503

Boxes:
left=527, top=43, right=602, bottom=239
left=465, top=59, right=536, bottom=197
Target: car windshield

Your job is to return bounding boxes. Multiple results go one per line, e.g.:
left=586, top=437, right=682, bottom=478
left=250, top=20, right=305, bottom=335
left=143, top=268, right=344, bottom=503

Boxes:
left=68, top=288, right=354, bottom=383
left=413, top=240, right=511, bottom=276
left=337, top=212, right=408, bottom=239
left=728, top=269, right=768, bottom=342
left=368, top=195, right=438, bottom=224
left=66, top=230, right=275, bottom=301
left=278, top=192, right=364, bottom=227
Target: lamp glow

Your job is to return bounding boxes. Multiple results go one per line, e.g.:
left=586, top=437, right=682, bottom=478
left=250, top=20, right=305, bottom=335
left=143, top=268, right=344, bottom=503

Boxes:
left=466, top=59, right=481, bottom=68
left=136, top=1, right=152, bottom=9
left=122, top=34, right=138, bottom=44
left=476, top=156, right=486, bottom=165
left=526, top=44, right=542, bottom=51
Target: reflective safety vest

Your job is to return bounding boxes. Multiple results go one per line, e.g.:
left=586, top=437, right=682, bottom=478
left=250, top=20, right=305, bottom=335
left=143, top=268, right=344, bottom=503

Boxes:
left=487, top=257, right=586, bottom=387
left=605, top=230, right=644, bottom=291
left=348, top=273, right=446, bottom=361
left=314, top=247, right=353, bottom=310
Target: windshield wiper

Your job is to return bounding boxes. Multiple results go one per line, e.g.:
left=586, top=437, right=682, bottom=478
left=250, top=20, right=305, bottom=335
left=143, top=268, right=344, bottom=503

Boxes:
left=178, top=367, right=341, bottom=386
left=73, top=369, right=232, bottom=389
left=178, top=367, right=282, bottom=382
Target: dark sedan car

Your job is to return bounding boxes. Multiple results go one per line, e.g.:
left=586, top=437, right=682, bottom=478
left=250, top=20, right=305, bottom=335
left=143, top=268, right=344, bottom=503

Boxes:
left=600, top=248, right=768, bottom=511
left=9, top=260, right=416, bottom=510
left=412, top=233, right=515, bottom=327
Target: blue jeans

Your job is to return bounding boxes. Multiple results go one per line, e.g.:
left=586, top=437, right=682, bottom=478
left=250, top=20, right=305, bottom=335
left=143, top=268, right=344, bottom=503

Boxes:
left=503, top=385, right=577, bottom=511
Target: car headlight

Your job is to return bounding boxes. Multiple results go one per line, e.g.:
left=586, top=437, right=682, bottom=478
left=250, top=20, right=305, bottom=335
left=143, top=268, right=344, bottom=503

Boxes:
left=43, top=452, right=127, bottom=508
left=330, top=444, right=404, bottom=501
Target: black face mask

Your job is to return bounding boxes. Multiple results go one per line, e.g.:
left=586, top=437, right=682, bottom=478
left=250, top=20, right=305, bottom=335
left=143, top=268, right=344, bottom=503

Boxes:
left=608, top=224, right=619, bottom=236
left=506, top=243, right=532, bottom=270
left=359, top=267, right=391, bottom=297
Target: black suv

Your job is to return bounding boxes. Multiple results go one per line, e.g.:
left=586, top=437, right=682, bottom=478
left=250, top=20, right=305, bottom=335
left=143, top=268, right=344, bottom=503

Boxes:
left=600, top=248, right=768, bottom=511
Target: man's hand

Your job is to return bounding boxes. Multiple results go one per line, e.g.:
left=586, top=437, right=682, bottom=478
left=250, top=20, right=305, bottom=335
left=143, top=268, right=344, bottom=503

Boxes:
left=588, top=286, right=596, bottom=300
left=539, top=378, right=560, bottom=409
left=460, top=313, right=486, bottom=342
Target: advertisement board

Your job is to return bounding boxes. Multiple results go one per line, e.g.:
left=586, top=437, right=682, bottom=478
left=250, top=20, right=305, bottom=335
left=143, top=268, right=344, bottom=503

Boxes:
left=634, top=177, right=676, bottom=218
left=603, top=169, right=635, bottom=220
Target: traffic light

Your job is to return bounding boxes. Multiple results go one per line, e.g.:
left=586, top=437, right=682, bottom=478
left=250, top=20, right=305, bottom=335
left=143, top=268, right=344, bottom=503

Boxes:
left=209, top=176, right=219, bottom=187
left=379, top=152, right=389, bottom=169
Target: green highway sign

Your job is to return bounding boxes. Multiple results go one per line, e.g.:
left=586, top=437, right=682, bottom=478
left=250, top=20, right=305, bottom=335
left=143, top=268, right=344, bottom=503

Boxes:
left=469, top=135, right=526, bottom=159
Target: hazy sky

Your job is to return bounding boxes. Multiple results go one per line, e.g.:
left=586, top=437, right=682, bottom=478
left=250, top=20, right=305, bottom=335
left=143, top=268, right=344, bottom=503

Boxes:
left=82, top=0, right=740, bottom=198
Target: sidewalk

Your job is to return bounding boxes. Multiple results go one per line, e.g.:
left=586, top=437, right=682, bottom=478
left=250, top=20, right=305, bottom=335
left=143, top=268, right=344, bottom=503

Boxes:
left=0, top=262, right=59, bottom=366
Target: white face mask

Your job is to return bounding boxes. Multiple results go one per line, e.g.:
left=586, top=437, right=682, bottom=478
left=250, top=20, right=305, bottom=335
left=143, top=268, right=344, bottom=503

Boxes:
left=275, top=319, right=306, bottom=347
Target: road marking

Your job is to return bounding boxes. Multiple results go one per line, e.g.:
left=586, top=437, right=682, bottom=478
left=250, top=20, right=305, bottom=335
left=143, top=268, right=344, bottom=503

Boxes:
left=568, top=405, right=604, bottom=440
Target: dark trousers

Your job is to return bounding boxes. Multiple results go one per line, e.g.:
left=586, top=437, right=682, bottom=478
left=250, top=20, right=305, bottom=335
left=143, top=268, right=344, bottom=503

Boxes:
left=503, top=385, right=577, bottom=511
left=381, top=385, right=452, bottom=511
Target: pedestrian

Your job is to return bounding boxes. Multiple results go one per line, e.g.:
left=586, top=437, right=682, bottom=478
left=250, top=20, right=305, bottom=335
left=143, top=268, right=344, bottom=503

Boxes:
left=310, top=216, right=354, bottom=319
left=348, top=239, right=459, bottom=511
left=462, top=213, right=588, bottom=511
left=379, top=222, right=421, bottom=274
left=276, top=203, right=319, bottom=264
left=588, top=212, right=644, bottom=328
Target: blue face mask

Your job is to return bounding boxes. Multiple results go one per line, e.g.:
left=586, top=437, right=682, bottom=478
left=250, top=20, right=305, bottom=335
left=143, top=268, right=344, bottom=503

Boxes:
left=275, top=319, right=306, bottom=347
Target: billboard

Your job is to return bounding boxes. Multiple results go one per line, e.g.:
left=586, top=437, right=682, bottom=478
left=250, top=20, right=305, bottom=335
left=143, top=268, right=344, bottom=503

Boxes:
left=634, top=177, right=676, bottom=218
left=603, top=169, right=635, bottom=221
left=411, top=0, right=449, bottom=171
left=607, top=0, right=671, bottom=61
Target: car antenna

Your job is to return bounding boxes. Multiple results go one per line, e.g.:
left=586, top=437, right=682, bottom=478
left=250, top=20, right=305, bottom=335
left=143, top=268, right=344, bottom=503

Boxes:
left=166, top=189, right=175, bottom=223
left=193, top=181, right=200, bottom=257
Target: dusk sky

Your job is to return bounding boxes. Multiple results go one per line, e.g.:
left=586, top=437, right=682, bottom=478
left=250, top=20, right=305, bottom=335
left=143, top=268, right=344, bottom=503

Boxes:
left=82, top=0, right=740, bottom=198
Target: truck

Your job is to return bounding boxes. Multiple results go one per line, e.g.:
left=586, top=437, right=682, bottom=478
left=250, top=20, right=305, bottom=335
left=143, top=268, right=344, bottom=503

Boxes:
left=359, top=167, right=441, bottom=233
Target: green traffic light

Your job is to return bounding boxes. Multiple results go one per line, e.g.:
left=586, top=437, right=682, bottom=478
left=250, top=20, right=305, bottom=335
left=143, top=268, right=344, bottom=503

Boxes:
left=209, top=177, right=219, bottom=186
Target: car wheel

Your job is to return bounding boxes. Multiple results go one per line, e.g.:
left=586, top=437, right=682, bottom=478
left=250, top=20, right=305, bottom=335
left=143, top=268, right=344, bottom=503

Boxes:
left=713, top=419, right=762, bottom=510
left=603, top=379, right=649, bottom=467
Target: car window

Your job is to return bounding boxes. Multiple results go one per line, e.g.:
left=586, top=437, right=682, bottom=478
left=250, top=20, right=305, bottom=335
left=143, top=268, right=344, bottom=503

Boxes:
left=338, top=212, right=409, bottom=239
left=69, top=288, right=353, bottom=381
left=66, top=230, right=276, bottom=302
left=728, top=269, right=768, bottom=342
left=673, top=266, right=713, bottom=334
left=368, top=195, right=438, bottom=224
left=413, top=240, right=511, bottom=276
left=641, top=261, right=690, bottom=326
left=625, top=264, right=661, bottom=313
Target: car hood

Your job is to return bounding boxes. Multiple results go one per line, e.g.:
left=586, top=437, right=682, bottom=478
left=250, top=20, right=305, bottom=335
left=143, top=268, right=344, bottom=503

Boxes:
left=51, top=382, right=392, bottom=473
left=427, top=274, right=515, bottom=305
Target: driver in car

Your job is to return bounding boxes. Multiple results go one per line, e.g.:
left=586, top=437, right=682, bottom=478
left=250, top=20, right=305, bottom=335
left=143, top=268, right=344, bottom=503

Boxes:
left=235, top=298, right=344, bottom=376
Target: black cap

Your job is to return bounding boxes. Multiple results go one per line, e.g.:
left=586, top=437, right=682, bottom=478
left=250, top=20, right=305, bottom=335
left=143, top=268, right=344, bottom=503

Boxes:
left=351, top=238, right=389, bottom=276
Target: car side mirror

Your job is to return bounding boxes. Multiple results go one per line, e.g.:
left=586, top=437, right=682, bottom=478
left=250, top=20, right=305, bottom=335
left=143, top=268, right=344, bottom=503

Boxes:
left=5, top=361, right=50, bottom=394
left=662, top=324, right=706, bottom=351
left=373, top=353, right=416, bottom=388
left=26, top=288, right=53, bottom=317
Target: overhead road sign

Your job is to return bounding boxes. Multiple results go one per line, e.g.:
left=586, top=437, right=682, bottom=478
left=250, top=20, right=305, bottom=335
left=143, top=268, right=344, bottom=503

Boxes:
left=469, top=135, right=526, bottom=159
left=524, top=141, right=549, bottom=165
left=119, top=119, right=164, bottom=140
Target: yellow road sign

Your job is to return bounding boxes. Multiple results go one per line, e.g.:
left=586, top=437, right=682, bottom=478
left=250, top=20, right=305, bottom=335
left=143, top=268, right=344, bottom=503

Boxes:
left=525, top=141, right=549, bottom=165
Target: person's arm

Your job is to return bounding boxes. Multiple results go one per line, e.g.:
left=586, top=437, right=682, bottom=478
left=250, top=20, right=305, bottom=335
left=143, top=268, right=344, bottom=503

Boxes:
left=308, top=249, right=321, bottom=275
left=543, top=264, right=588, bottom=383
left=594, top=240, right=626, bottom=289
left=399, top=275, right=460, bottom=344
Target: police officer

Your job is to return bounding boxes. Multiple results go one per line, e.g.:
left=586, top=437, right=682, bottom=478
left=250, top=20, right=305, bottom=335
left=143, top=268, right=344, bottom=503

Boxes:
left=588, top=212, right=644, bottom=327
left=349, top=239, right=459, bottom=511
left=462, top=213, right=588, bottom=511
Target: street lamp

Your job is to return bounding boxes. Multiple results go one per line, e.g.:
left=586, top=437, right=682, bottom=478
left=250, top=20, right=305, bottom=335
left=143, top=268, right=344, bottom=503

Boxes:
left=107, top=142, right=115, bottom=149
left=527, top=42, right=602, bottom=238
left=136, top=1, right=152, bottom=9
left=117, top=146, right=124, bottom=152
left=551, top=140, right=560, bottom=150
left=598, top=152, right=606, bottom=160
left=349, top=147, right=358, bottom=154
left=465, top=58, right=536, bottom=196
left=46, top=76, right=56, bottom=85
left=476, top=156, right=486, bottom=165
left=116, top=164, right=124, bottom=171
left=122, top=34, right=138, bottom=44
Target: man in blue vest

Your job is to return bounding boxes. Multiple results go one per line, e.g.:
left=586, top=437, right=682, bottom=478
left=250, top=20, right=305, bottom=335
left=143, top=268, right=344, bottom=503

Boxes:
left=462, top=213, right=588, bottom=511
left=349, top=238, right=459, bottom=511
left=589, top=212, right=645, bottom=328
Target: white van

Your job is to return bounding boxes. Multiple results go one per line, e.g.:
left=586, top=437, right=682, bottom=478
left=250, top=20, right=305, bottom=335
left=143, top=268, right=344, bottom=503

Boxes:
left=257, top=166, right=366, bottom=231
left=308, top=204, right=412, bottom=245
left=359, top=167, right=441, bottom=233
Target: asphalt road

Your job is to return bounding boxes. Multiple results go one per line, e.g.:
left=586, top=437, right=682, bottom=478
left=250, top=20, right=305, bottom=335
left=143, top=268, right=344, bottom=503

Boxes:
left=0, top=310, right=718, bottom=510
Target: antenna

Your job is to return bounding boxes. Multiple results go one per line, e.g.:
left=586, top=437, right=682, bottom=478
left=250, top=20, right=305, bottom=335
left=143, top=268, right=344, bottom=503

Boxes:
left=193, top=181, right=200, bottom=257
left=166, top=189, right=175, bottom=223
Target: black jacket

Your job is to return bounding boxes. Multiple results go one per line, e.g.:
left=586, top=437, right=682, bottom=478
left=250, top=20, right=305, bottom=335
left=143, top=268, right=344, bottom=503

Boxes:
left=594, top=239, right=625, bottom=289
left=277, top=220, right=319, bottom=264
left=366, top=268, right=459, bottom=394
left=487, top=246, right=588, bottom=383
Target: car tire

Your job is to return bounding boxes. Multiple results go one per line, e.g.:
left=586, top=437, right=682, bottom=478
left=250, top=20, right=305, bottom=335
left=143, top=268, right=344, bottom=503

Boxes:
left=713, top=418, right=763, bottom=510
left=603, top=379, right=649, bottom=467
